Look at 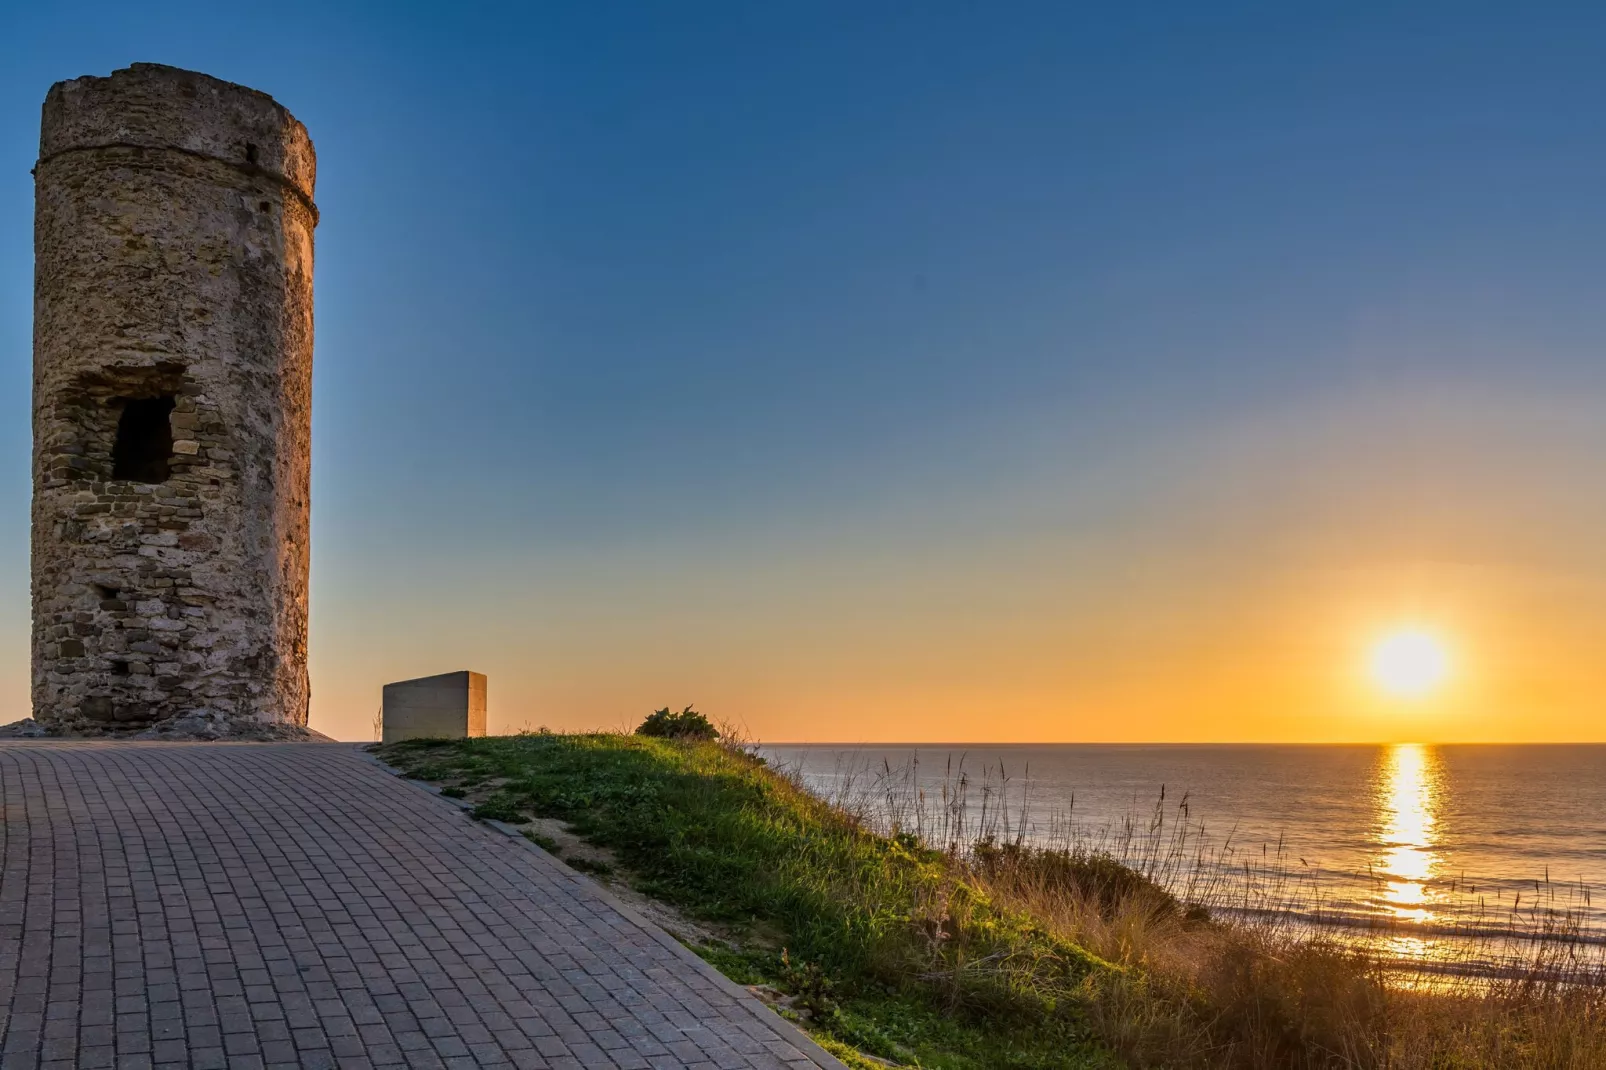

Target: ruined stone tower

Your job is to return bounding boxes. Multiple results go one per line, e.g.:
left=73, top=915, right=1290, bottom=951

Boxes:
left=32, top=64, right=316, bottom=731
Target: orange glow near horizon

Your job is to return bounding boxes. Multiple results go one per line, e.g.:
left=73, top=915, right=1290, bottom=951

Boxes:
left=280, top=387, right=1606, bottom=744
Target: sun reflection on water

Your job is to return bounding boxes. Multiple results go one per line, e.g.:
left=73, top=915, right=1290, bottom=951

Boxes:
left=1377, top=743, right=1442, bottom=924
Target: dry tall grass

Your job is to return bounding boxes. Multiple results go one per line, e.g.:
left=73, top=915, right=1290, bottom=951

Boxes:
left=789, top=750, right=1606, bottom=1069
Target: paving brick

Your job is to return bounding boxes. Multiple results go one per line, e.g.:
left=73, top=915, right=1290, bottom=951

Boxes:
left=0, top=743, right=843, bottom=1069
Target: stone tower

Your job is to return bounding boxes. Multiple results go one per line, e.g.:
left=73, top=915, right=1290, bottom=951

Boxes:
left=32, top=64, right=316, bottom=732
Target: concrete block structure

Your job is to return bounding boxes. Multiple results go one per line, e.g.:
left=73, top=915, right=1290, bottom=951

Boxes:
left=31, top=64, right=317, bottom=731
left=382, top=671, right=488, bottom=743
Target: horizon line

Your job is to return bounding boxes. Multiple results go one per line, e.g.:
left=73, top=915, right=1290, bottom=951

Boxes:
left=746, top=739, right=1606, bottom=747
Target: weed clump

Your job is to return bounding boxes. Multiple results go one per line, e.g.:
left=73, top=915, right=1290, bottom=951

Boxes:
left=522, top=829, right=561, bottom=853
left=566, top=856, right=615, bottom=877
left=635, top=705, right=720, bottom=741
left=971, top=839, right=1190, bottom=923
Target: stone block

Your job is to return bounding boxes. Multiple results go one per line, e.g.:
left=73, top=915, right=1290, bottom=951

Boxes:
left=381, top=671, right=487, bottom=743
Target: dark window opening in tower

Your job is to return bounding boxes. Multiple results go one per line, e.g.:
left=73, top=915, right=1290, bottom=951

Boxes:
left=111, top=396, right=176, bottom=482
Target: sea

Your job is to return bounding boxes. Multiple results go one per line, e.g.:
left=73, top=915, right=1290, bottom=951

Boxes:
left=761, top=743, right=1606, bottom=976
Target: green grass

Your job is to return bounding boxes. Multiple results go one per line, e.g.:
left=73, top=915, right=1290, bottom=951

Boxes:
left=379, top=733, right=1119, bottom=1069
left=521, top=829, right=561, bottom=854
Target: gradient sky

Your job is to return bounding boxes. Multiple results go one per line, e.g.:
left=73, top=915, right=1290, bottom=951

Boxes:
left=3, top=3, right=1605, bottom=742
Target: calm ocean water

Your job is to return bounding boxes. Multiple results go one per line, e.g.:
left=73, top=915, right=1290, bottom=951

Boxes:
left=762, top=744, right=1606, bottom=969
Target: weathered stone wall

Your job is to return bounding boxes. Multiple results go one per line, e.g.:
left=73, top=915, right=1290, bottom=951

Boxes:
left=32, top=64, right=316, bottom=730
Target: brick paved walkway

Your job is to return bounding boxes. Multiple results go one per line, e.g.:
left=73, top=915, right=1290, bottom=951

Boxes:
left=0, top=742, right=843, bottom=1070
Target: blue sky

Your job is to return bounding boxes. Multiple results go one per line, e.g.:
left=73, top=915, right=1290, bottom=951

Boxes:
left=4, top=3, right=1606, bottom=740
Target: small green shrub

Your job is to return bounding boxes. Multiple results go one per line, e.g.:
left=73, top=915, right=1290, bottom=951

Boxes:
left=635, top=705, right=719, bottom=741
left=781, top=950, right=840, bottom=1020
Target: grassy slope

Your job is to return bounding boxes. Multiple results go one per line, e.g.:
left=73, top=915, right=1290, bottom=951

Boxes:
left=378, top=733, right=1120, bottom=1070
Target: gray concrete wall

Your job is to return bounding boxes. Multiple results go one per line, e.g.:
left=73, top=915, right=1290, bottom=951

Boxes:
left=382, top=671, right=487, bottom=743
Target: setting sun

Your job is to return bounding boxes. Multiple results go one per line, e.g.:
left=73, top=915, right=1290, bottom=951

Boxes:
left=1369, top=628, right=1452, bottom=698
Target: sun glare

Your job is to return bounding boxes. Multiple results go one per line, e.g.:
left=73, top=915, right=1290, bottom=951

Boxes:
left=1376, top=742, right=1442, bottom=925
left=1368, top=628, right=1451, bottom=698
